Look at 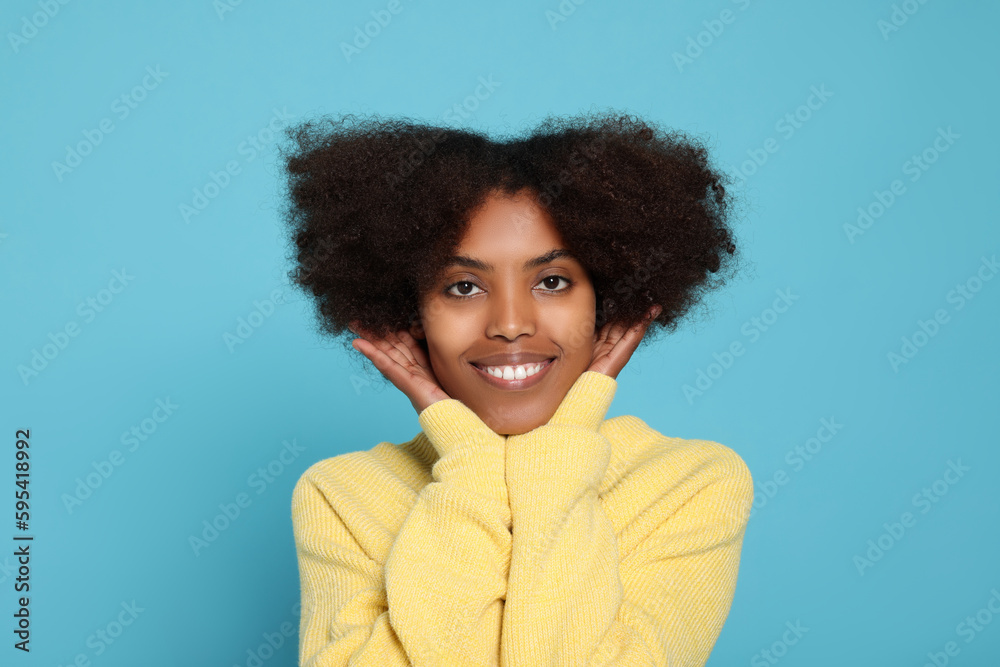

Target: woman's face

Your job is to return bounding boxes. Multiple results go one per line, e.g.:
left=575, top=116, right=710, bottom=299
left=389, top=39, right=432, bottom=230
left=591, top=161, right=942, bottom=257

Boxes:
left=410, top=189, right=597, bottom=436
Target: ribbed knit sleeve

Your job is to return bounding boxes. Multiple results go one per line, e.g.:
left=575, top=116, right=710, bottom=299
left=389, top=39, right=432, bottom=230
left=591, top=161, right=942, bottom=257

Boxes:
left=501, top=370, right=753, bottom=667
left=292, top=397, right=511, bottom=666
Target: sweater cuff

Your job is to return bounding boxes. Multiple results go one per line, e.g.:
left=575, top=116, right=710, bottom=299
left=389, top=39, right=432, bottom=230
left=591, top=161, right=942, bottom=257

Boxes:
left=418, top=398, right=506, bottom=457
left=547, top=370, right=618, bottom=431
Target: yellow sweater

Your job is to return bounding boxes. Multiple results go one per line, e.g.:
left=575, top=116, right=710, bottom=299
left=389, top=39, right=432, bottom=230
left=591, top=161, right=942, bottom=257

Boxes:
left=291, top=370, right=753, bottom=666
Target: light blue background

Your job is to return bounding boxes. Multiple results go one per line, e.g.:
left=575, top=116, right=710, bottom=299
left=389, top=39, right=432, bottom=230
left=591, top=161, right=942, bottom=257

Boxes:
left=3, top=1, right=998, bottom=665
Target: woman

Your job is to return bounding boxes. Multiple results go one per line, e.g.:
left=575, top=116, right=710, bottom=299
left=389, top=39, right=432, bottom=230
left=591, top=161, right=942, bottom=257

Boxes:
left=281, top=110, right=754, bottom=666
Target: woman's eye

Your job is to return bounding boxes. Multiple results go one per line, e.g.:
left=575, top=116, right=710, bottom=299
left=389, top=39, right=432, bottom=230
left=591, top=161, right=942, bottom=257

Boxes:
left=444, top=275, right=572, bottom=298
left=539, top=275, right=572, bottom=291
left=446, top=281, right=483, bottom=297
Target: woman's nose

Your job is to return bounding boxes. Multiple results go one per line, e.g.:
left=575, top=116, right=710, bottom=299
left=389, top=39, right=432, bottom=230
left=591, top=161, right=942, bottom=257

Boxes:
left=485, top=290, right=536, bottom=340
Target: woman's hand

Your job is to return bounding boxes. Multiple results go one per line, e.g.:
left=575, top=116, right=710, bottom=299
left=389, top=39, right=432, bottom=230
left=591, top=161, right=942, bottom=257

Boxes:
left=349, top=321, right=451, bottom=415
left=587, top=305, right=662, bottom=380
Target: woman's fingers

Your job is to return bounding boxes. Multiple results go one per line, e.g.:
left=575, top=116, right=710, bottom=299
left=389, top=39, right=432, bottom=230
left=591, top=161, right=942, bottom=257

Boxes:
left=351, top=327, right=450, bottom=414
left=352, top=338, right=395, bottom=374
left=384, top=329, right=419, bottom=369
left=588, top=305, right=661, bottom=378
left=365, top=328, right=432, bottom=379
left=397, top=329, right=432, bottom=371
left=357, top=328, right=417, bottom=374
left=355, top=338, right=416, bottom=392
left=351, top=324, right=431, bottom=379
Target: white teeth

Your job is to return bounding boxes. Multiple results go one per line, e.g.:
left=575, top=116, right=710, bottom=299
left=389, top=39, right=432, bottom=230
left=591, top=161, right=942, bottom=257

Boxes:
left=480, top=361, right=547, bottom=380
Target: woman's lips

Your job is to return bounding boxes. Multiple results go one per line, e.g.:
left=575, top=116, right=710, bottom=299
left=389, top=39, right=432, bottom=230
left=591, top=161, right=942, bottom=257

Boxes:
left=469, top=358, right=555, bottom=390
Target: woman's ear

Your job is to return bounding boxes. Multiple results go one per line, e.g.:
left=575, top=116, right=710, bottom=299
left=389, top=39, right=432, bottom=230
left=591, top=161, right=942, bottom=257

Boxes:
left=409, top=320, right=425, bottom=341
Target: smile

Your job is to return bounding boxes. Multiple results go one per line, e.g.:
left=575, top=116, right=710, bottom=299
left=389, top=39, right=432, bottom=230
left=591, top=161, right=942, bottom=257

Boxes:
left=469, top=358, right=555, bottom=390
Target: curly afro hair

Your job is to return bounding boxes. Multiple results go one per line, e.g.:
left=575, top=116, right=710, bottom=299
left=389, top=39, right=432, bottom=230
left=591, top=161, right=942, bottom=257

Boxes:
left=277, top=109, right=748, bottom=361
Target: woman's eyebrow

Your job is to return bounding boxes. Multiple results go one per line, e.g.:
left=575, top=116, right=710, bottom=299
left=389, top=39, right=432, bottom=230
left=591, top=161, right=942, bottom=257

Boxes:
left=442, top=248, right=575, bottom=272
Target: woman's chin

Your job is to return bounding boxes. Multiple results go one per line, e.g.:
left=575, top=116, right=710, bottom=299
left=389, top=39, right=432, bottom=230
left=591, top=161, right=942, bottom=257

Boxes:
left=477, top=406, right=553, bottom=436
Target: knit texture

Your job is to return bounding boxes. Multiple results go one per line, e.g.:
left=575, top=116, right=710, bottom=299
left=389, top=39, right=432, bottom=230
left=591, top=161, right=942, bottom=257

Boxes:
left=291, top=370, right=753, bottom=666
